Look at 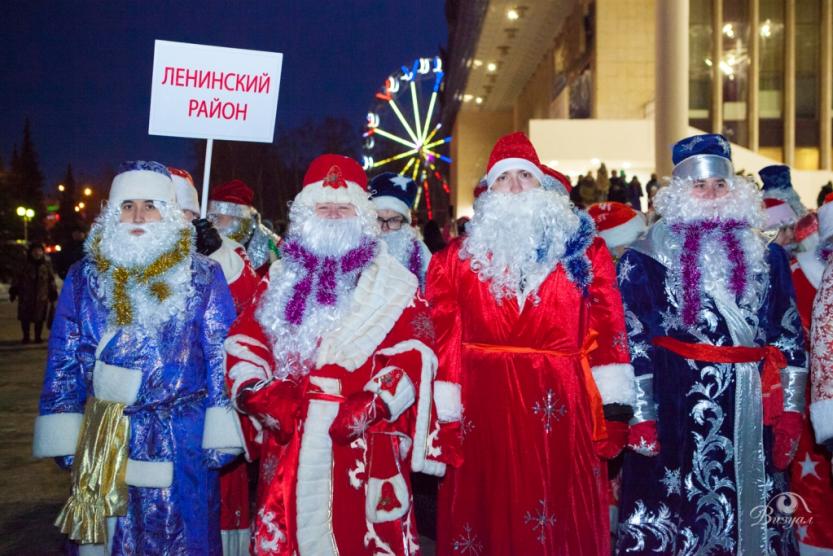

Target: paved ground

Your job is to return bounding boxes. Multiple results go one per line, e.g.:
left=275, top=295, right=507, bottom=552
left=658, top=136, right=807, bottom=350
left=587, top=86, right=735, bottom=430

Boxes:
left=0, top=296, right=68, bottom=555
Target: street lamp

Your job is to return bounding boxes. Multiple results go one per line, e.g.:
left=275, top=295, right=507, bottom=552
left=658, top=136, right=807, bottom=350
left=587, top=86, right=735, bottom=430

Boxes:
left=16, top=206, right=35, bottom=243
left=83, top=187, right=92, bottom=197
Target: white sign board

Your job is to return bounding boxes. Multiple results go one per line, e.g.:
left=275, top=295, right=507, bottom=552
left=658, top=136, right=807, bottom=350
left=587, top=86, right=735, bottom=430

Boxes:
left=148, top=40, right=282, bottom=143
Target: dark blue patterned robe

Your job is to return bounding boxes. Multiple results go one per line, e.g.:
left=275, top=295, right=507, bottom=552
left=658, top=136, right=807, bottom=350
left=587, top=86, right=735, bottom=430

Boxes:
left=615, top=222, right=807, bottom=555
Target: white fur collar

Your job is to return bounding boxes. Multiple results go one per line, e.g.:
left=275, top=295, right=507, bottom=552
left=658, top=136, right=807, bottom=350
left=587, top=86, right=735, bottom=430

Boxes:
left=796, top=251, right=825, bottom=289
left=315, top=243, right=418, bottom=371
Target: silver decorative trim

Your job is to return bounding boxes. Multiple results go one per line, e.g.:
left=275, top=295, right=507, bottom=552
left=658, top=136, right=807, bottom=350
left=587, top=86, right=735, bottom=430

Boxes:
left=672, top=154, right=735, bottom=181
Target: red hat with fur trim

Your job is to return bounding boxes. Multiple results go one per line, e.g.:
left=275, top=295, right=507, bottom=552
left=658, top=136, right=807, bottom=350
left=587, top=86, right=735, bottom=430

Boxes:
left=208, top=179, right=255, bottom=219
left=485, top=132, right=544, bottom=188
left=168, top=167, right=199, bottom=215
left=819, top=193, right=833, bottom=242
left=587, top=202, right=647, bottom=249
left=763, top=197, right=797, bottom=231
left=294, top=154, right=373, bottom=214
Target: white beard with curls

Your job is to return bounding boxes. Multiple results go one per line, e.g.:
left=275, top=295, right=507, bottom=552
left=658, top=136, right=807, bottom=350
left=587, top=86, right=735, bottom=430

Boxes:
left=381, top=226, right=418, bottom=269
left=461, top=187, right=580, bottom=307
left=90, top=202, right=195, bottom=331
left=255, top=202, right=379, bottom=379
left=654, top=175, right=769, bottom=311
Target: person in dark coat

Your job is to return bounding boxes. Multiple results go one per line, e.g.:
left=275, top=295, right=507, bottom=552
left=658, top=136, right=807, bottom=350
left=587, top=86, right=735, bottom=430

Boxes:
left=422, top=219, right=447, bottom=253
left=54, top=228, right=86, bottom=279
left=10, top=242, right=57, bottom=343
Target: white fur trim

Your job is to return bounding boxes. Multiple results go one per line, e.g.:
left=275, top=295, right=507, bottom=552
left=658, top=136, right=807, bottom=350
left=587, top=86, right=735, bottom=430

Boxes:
left=591, top=363, right=637, bottom=406
left=221, top=529, right=252, bottom=556
left=820, top=201, right=833, bottom=242
left=210, top=238, right=245, bottom=284
left=365, top=474, right=410, bottom=523
left=796, top=251, right=825, bottom=289
left=172, top=173, right=199, bottom=214
left=93, top=361, right=142, bottom=405
left=765, top=201, right=798, bottom=230
left=433, top=381, right=462, bottom=423
left=228, top=362, right=269, bottom=404
left=375, top=339, right=444, bottom=476
left=316, top=247, right=418, bottom=371
left=208, top=200, right=255, bottom=219
left=202, top=406, right=245, bottom=452
left=295, top=376, right=340, bottom=556
left=486, top=158, right=544, bottom=187
left=598, top=214, right=647, bottom=250
left=799, top=541, right=833, bottom=555
left=810, top=399, right=833, bottom=444
left=125, top=458, right=173, bottom=488
left=373, top=196, right=412, bottom=223
left=364, top=366, right=416, bottom=421
left=32, top=412, right=84, bottom=458
left=110, top=170, right=175, bottom=206
left=225, top=334, right=272, bottom=401
left=294, top=181, right=375, bottom=217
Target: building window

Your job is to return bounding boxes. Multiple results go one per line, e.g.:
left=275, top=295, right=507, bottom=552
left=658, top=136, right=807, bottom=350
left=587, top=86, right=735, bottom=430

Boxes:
left=759, top=0, right=785, bottom=149
left=722, top=1, right=750, bottom=147
left=689, top=0, right=713, bottom=129
left=796, top=0, right=820, bottom=149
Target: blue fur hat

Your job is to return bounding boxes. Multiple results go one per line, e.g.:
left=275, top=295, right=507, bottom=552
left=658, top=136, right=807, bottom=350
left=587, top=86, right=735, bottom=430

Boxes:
left=671, top=134, right=734, bottom=180
left=369, top=172, right=418, bottom=223
left=759, top=165, right=791, bottom=193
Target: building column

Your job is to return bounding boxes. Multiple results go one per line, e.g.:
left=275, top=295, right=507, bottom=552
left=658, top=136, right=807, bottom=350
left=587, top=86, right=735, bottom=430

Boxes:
left=711, top=0, right=724, bottom=134
left=821, top=0, right=832, bottom=170
left=784, top=0, right=796, bottom=166
left=748, top=0, right=761, bottom=151
left=655, top=0, right=690, bottom=177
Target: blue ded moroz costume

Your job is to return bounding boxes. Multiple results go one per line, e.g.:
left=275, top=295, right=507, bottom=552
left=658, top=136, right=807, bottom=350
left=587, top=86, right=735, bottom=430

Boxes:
left=615, top=135, right=808, bottom=555
left=32, top=161, right=243, bottom=555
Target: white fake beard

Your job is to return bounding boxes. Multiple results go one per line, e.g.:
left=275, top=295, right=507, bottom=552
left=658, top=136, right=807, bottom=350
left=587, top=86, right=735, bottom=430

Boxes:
left=462, top=187, right=579, bottom=304
left=654, top=175, right=765, bottom=228
left=90, top=203, right=195, bottom=330
left=655, top=179, right=770, bottom=314
left=210, top=214, right=253, bottom=243
left=256, top=206, right=378, bottom=379
left=381, top=226, right=417, bottom=268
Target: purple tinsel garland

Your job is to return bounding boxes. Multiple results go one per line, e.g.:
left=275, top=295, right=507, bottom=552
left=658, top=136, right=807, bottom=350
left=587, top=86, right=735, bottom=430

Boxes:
left=281, top=236, right=377, bottom=325
left=670, top=219, right=747, bottom=326
left=408, top=240, right=422, bottom=286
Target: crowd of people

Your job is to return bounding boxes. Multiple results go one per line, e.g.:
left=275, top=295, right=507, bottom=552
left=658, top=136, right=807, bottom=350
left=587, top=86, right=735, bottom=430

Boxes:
left=27, top=130, right=833, bottom=555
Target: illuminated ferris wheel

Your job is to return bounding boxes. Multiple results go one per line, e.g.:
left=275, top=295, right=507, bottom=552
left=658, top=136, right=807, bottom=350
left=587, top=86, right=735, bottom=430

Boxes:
left=363, top=56, right=452, bottom=219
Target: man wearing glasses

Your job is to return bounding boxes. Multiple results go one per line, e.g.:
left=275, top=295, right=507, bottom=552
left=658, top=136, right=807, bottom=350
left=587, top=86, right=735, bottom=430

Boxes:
left=370, top=172, right=432, bottom=290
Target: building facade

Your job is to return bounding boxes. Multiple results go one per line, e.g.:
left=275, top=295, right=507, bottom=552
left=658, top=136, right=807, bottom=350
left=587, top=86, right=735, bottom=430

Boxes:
left=443, top=0, right=833, bottom=216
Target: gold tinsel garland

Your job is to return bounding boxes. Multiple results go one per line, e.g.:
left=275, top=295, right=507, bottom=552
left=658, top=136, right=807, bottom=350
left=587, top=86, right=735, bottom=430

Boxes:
left=90, top=229, right=192, bottom=326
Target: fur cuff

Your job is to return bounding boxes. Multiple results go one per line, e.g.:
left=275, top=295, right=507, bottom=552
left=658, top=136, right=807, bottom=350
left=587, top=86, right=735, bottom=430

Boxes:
left=125, top=458, right=173, bottom=488
left=810, top=399, right=833, bottom=444
left=592, top=363, right=637, bottom=407
left=365, top=367, right=416, bottom=421
left=93, top=361, right=142, bottom=405
left=202, top=406, right=245, bottom=451
left=433, top=380, right=462, bottom=423
left=32, top=412, right=84, bottom=458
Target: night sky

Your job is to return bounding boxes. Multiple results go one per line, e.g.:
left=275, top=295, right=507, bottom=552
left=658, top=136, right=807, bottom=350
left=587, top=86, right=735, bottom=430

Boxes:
left=0, top=1, right=447, bottom=190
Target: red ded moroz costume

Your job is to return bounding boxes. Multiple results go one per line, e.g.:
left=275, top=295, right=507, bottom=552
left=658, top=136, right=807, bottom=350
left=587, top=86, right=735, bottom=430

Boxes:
left=225, top=155, right=457, bottom=555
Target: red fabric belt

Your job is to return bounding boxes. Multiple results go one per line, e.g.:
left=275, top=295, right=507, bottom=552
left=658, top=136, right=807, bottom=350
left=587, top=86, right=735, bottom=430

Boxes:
left=652, top=335, right=787, bottom=425
left=464, top=330, right=607, bottom=442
